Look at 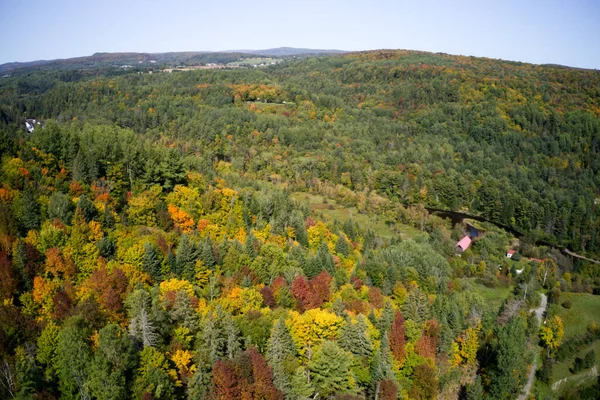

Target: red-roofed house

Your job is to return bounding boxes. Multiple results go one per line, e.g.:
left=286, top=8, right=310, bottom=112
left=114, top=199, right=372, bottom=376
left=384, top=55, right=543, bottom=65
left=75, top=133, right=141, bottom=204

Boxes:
left=456, top=236, right=472, bottom=253
left=507, top=249, right=516, bottom=258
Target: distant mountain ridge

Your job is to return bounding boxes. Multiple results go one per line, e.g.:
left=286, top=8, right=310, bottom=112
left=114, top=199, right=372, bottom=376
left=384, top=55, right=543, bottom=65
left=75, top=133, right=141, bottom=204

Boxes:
left=226, top=47, right=346, bottom=56
left=0, top=47, right=346, bottom=73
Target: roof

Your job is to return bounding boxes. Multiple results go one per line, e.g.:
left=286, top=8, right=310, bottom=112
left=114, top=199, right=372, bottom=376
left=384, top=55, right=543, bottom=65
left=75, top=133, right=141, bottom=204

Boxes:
left=507, top=250, right=516, bottom=255
left=530, top=258, right=544, bottom=263
left=456, top=236, right=472, bottom=250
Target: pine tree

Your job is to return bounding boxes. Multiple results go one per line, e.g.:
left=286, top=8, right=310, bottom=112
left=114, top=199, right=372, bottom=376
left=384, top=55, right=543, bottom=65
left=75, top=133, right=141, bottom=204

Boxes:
left=378, top=300, right=396, bottom=333
left=200, top=237, right=215, bottom=268
left=54, top=317, right=92, bottom=399
left=164, top=246, right=176, bottom=277
left=48, top=192, right=73, bottom=225
left=21, top=185, right=40, bottom=232
left=317, top=242, right=335, bottom=275
left=76, top=194, right=96, bottom=222
left=245, top=231, right=258, bottom=258
left=291, top=367, right=314, bottom=399
left=267, top=318, right=297, bottom=365
left=176, top=234, right=196, bottom=278
left=339, top=317, right=373, bottom=358
left=466, top=376, right=484, bottom=400
left=370, top=332, right=395, bottom=397
left=309, top=341, right=355, bottom=398
left=103, top=204, right=115, bottom=229
left=12, top=239, right=29, bottom=290
left=142, top=242, right=162, bottom=282
left=87, top=324, right=136, bottom=400
left=335, top=234, right=351, bottom=257
left=187, top=367, right=209, bottom=400
left=403, top=287, right=430, bottom=324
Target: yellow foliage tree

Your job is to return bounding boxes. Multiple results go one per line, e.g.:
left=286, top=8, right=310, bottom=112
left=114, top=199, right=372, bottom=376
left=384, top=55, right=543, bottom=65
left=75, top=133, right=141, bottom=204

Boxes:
left=540, top=315, right=564, bottom=350
left=168, top=205, right=195, bottom=234
left=451, top=326, right=479, bottom=367
left=286, top=309, right=343, bottom=359
left=159, top=278, right=195, bottom=299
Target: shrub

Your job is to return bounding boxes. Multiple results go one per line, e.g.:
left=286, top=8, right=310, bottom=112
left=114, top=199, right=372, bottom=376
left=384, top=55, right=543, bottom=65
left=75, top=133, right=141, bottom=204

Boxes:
left=562, top=299, right=572, bottom=309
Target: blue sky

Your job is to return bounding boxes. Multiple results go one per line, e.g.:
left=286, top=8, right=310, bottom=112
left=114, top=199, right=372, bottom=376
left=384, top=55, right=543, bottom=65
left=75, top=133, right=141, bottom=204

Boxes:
left=1, top=0, right=599, bottom=69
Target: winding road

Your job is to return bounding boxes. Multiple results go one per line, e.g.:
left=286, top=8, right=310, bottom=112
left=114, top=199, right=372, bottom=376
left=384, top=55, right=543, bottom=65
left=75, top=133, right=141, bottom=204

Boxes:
left=518, top=293, right=547, bottom=400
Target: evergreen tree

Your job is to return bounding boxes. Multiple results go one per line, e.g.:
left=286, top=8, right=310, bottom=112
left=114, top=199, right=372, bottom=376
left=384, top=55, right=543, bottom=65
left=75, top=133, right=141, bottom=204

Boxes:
left=466, top=376, right=484, bottom=400
left=200, top=237, right=215, bottom=268
left=165, top=246, right=176, bottom=276
left=48, top=192, right=73, bottom=225
left=176, top=234, right=196, bottom=278
left=245, top=231, right=258, bottom=258
left=317, top=242, right=335, bottom=275
left=335, top=234, right=351, bottom=257
left=54, top=317, right=92, bottom=399
left=488, top=316, right=528, bottom=399
left=291, top=367, right=314, bottom=399
left=187, top=368, right=209, bottom=400
left=370, top=332, right=395, bottom=397
left=21, top=185, right=40, bottom=232
left=133, top=346, right=174, bottom=399
left=266, top=318, right=297, bottom=396
left=378, top=300, right=396, bottom=333
left=87, top=324, right=136, bottom=400
left=12, top=239, right=29, bottom=290
left=309, top=341, right=355, bottom=398
left=97, top=236, right=116, bottom=259
left=103, top=204, right=116, bottom=229
left=142, top=242, right=162, bottom=282
left=403, top=287, right=430, bottom=324
left=339, top=317, right=373, bottom=358
left=76, top=194, right=96, bottom=222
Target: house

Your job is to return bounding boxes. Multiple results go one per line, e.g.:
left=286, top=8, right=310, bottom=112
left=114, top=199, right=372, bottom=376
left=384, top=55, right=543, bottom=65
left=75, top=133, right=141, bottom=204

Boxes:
left=25, top=118, right=42, bottom=133
left=456, top=236, right=472, bottom=253
left=506, top=249, right=516, bottom=258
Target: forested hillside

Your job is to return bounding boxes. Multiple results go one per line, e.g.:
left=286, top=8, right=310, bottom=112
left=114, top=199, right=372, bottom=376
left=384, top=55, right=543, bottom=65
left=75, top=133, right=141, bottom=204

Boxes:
left=0, top=50, right=599, bottom=399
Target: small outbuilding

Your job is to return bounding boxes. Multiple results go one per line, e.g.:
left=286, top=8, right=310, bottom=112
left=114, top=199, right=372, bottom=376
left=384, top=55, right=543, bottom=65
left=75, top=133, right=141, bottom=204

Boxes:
left=506, top=249, right=516, bottom=258
left=456, top=236, right=472, bottom=253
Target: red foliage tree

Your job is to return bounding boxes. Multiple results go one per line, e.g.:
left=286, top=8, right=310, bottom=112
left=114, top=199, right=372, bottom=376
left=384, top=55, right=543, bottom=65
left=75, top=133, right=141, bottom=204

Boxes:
left=309, top=270, right=331, bottom=308
left=212, top=360, right=240, bottom=400
left=247, top=347, right=282, bottom=400
left=389, top=311, right=406, bottom=364
left=379, top=379, right=398, bottom=400
left=415, top=319, right=439, bottom=360
left=0, top=252, right=16, bottom=300
left=291, top=276, right=311, bottom=312
left=368, top=286, right=384, bottom=308
left=88, top=266, right=128, bottom=320
left=259, top=286, right=276, bottom=309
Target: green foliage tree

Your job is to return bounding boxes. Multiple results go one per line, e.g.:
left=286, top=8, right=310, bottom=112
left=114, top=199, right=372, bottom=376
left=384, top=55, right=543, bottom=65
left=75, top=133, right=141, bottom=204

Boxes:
left=308, top=341, right=355, bottom=398
left=87, top=324, right=136, bottom=400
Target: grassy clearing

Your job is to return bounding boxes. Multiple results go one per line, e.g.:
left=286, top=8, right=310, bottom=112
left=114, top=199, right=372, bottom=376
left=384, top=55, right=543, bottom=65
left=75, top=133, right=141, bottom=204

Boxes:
left=552, top=340, right=600, bottom=382
left=555, top=292, right=600, bottom=338
left=466, top=279, right=513, bottom=313
left=290, top=192, right=421, bottom=240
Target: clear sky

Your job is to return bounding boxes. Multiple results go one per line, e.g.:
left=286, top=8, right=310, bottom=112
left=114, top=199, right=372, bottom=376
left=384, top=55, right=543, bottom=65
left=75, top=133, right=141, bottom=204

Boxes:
left=1, top=0, right=599, bottom=69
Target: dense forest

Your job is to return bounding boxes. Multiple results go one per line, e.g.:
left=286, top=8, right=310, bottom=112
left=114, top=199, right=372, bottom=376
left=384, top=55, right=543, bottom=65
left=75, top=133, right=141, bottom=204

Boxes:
left=0, top=50, right=599, bottom=399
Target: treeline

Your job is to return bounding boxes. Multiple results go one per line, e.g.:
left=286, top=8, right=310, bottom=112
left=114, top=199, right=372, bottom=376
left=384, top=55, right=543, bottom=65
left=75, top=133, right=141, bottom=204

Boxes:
left=0, top=49, right=598, bottom=399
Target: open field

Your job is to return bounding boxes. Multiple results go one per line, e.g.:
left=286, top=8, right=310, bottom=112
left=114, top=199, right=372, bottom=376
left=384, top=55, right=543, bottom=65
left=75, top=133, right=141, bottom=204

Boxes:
left=552, top=340, right=600, bottom=382
left=467, top=279, right=513, bottom=313
left=555, top=292, right=600, bottom=338
left=291, top=192, right=422, bottom=240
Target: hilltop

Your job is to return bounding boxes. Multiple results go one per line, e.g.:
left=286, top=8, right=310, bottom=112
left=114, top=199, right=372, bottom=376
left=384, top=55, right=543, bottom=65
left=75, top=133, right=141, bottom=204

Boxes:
left=0, top=47, right=346, bottom=74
